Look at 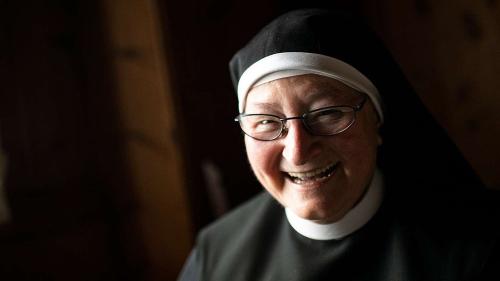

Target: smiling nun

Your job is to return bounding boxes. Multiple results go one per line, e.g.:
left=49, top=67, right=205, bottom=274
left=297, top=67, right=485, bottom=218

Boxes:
left=178, top=8, right=500, bottom=281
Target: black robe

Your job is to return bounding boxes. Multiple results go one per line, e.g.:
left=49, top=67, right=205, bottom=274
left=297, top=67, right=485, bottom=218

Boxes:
left=179, top=187, right=499, bottom=281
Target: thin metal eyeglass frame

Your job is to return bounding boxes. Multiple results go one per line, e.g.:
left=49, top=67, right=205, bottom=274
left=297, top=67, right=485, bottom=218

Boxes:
left=234, top=95, right=368, bottom=141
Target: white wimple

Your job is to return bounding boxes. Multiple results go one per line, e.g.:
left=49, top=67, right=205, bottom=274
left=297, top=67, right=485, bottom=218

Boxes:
left=237, top=52, right=384, bottom=123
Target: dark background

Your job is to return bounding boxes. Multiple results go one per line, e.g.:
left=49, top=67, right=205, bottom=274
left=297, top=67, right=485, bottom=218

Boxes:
left=0, top=0, right=498, bottom=280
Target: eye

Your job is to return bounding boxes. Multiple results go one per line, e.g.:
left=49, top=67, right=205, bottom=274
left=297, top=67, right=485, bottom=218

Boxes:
left=308, top=108, right=346, bottom=124
left=249, top=116, right=281, bottom=132
left=255, top=119, right=280, bottom=130
left=258, top=119, right=275, bottom=125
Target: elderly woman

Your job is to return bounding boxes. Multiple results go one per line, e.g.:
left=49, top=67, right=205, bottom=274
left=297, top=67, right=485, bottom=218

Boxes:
left=178, top=9, right=500, bottom=281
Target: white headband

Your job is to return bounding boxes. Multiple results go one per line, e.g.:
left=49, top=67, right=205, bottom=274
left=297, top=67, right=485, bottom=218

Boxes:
left=237, top=52, right=384, bottom=123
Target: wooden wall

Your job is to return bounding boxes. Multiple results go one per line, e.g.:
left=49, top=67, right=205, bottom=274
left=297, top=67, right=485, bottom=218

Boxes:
left=100, top=0, right=192, bottom=279
left=0, top=0, right=191, bottom=280
left=0, top=1, right=134, bottom=279
left=363, top=0, right=500, bottom=188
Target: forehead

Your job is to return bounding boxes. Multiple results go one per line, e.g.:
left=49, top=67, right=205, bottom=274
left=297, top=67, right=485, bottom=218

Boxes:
left=245, top=74, right=361, bottom=109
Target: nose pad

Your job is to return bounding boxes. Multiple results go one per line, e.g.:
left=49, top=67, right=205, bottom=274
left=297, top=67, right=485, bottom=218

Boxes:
left=279, top=122, right=290, bottom=138
left=279, top=116, right=308, bottom=138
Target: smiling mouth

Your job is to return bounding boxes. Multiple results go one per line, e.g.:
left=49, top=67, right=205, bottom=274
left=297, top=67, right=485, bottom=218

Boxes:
left=286, top=162, right=339, bottom=185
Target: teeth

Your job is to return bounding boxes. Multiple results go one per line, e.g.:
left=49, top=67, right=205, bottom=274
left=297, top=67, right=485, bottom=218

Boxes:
left=288, top=163, right=337, bottom=180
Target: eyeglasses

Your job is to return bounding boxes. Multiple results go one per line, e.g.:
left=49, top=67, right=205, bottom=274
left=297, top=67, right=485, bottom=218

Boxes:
left=234, top=95, right=367, bottom=141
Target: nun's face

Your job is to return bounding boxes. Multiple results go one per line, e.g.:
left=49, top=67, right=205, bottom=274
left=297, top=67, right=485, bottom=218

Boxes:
left=244, top=74, right=381, bottom=223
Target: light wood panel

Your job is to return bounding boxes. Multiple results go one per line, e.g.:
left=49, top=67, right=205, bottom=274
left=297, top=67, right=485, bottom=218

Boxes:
left=100, top=0, right=193, bottom=279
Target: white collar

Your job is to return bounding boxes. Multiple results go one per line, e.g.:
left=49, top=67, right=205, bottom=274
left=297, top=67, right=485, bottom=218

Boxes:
left=285, top=170, right=384, bottom=240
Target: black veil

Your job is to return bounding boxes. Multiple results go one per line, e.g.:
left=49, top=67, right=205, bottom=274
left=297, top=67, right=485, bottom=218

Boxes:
left=229, top=8, right=498, bottom=230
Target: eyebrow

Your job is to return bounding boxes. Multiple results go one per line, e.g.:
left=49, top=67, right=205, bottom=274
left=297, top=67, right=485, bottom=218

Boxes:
left=245, top=82, right=363, bottom=113
left=244, top=102, right=281, bottom=113
left=306, top=86, right=362, bottom=104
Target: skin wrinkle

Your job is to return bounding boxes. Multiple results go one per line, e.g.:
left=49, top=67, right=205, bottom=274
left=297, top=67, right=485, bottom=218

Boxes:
left=244, top=74, right=381, bottom=224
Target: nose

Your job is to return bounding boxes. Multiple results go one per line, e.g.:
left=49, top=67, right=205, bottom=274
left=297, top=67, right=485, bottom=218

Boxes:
left=281, top=120, right=321, bottom=165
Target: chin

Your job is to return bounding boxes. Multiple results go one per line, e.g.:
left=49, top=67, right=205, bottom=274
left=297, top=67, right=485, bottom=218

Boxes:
left=291, top=203, right=340, bottom=223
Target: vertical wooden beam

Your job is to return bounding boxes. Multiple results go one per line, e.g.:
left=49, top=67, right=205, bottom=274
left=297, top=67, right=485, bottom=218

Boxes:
left=100, top=0, right=192, bottom=279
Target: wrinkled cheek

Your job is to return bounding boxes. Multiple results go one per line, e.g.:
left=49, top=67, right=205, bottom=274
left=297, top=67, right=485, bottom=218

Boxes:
left=255, top=158, right=282, bottom=188
left=338, top=143, right=378, bottom=184
left=245, top=140, right=283, bottom=191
